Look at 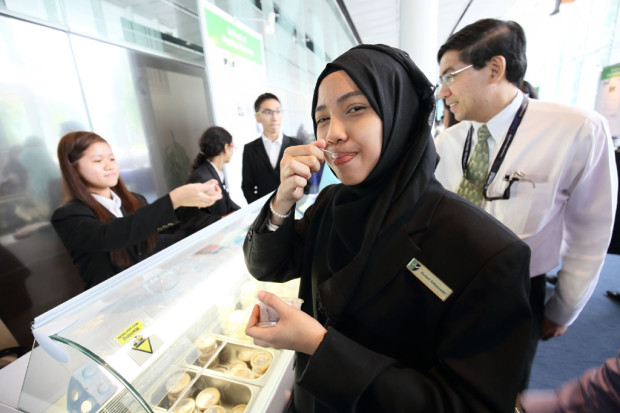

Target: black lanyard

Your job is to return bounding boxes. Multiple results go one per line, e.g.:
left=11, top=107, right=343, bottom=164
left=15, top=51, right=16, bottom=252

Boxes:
left=461, top=95, right=529, bottom=200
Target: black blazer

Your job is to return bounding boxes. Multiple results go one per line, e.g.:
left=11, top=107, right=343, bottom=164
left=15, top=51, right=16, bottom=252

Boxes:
left=187, top=161, right=240, bottom=215
left=177, top=162, right=241, bottom=230
left=241, top=135, right=303, bottom=203
left=51, top=194, right=179, bottom=289
left=244, top=185, right=532, bottom=413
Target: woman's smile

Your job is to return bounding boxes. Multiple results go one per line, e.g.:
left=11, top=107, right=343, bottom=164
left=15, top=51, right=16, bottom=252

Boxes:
left=331, top=151, right=356, bottom=165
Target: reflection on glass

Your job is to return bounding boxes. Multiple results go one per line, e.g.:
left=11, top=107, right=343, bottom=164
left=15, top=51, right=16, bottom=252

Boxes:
left=1, top=0, right=65, bottom=25
left=0, top=15, right=90, bottom=347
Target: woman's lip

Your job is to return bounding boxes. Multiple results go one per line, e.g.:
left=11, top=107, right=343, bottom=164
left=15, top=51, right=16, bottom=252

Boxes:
left=332, top=152, right=356, bottom=165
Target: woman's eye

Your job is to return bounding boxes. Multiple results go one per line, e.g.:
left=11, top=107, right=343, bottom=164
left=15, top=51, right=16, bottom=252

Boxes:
left=347, top=105, right=366, bottom=114
left=316, top=116, right=329, bottom=125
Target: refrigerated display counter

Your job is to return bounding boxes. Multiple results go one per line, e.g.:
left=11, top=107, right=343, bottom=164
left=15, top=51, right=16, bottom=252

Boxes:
left=14, top=195, right=305, bottom=413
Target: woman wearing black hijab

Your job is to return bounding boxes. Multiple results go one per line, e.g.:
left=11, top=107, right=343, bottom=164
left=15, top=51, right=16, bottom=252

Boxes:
left=243, top=45, right=532, bottom=412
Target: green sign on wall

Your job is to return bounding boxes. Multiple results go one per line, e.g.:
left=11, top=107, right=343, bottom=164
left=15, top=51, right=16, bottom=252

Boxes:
left=203, top=7, right=263, bottom=66
left=601, top=63, right=620, bottom=81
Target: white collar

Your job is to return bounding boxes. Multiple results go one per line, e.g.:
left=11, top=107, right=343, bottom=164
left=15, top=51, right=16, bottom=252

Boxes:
left=92, top=190, right=123, bottom=218
left=471, top=89, right=523, bottom=143
left=208, top=160, right=224, bottom=182
left=261, top=132, right=283, bottom=146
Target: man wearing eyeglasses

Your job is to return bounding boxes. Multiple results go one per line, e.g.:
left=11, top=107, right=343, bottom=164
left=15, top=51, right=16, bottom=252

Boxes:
left=242, top=92, right=303, bottom=203
left=434, top=18, right=617, bottom=390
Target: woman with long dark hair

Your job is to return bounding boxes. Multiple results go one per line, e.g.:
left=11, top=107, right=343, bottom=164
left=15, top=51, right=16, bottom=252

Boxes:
left=177, top=126, right=240, bottom=229
left=51, top=131, right=222, bottom=288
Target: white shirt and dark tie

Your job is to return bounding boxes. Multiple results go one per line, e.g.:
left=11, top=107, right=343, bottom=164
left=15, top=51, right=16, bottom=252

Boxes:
left=435, top=90, right=618, bottom=326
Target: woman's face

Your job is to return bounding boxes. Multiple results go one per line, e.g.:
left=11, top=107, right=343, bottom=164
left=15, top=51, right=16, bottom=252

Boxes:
left=314, top=71, right=382, bottom=185
left=76, top=141, right=119, bottom=197
left=224, top=142, right=234, bottom=163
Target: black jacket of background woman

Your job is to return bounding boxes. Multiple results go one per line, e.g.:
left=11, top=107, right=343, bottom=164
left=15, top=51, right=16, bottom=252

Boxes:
left=51, top=193, right=178, bottom=288
left=177, top=161, right=240, bottom=230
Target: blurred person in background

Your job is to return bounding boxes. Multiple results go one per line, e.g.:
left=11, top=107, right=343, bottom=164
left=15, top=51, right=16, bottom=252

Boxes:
left=517, top=347, right=620, bottom=412
left=177, top=126, right=240, bottom=229
left=51, top=131, right=222, bottom=288
left=242, top=92, right=304, bottom=203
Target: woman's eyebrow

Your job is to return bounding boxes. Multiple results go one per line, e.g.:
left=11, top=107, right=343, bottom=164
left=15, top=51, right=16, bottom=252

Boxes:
left=314, top=90, right=366, bottom=115
left=337, top=90, right=365, bottom=104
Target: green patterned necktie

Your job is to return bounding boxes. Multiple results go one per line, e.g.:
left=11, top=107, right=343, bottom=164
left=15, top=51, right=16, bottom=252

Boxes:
left=457, top=125, right=490, bottom=206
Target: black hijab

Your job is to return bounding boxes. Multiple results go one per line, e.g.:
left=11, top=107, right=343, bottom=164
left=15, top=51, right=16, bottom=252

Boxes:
left=310, top=44, right=438, bottom=325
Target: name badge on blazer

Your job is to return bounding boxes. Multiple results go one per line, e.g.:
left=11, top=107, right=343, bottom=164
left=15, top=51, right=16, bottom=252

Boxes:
left=406, top=258, right=453, bottom=301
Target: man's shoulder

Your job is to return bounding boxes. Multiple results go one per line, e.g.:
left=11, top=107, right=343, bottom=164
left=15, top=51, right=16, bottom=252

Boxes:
left=528, top=99, right=606, bottom=124
left=243, top=136, right=263, bottom=148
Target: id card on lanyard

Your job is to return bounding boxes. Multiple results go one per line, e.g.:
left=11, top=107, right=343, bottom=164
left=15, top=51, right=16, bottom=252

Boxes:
left=461, top=95, right=529, bottom=201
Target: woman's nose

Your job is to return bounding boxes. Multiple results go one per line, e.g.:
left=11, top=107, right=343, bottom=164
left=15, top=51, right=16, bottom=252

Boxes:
left=325, top=117, right=347, bottom=144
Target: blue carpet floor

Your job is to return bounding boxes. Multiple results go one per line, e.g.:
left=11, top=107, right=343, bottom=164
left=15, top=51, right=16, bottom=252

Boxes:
left=529, top=253, right=620, bottom=390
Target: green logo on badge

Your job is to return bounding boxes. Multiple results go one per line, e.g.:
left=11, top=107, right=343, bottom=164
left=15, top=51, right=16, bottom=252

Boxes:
left=406, top=258, right=453, bottom=301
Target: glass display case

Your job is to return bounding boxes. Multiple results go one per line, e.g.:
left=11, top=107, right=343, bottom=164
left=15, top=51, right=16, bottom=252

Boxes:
left=17, top=196, right=306, bottom=413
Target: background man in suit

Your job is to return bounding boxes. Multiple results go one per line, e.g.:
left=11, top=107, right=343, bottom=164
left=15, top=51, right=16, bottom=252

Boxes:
left=434, top=18, right=617, bottom=389
left=242, top=93, right=303, bottom=203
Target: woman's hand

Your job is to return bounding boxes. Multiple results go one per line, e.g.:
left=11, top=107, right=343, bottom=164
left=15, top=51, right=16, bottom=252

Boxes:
left=169, top=179, right=223, bottom=209
left=270, top=141, right=326, bottom=225
left=245, top=291, right=327, bottom=355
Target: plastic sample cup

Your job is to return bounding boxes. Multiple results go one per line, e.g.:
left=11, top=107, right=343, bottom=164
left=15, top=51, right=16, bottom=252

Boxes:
left=257, top=296, right=303, bottom=327
left=250, top=350, right=273, bottom=375
left=195, top=387, right=221, bottom=410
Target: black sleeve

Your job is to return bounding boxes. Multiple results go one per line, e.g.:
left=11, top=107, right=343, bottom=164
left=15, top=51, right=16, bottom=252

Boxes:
left=175, top=206, right=221, bottom=235
left=51, top=195, right=179, bottom=254
left=243, top=197, right=303, bottom=283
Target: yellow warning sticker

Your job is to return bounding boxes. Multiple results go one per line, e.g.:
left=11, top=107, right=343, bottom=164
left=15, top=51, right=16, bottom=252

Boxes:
left=132, top=336, right=153, bottom=354
left=115, top=320, right=144, bottom=346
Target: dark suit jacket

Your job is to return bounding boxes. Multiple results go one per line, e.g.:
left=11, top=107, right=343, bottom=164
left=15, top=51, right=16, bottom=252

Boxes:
left=177, top=162, right=241, bottom=230
left=241, top=135, right=303, bottom=203
left=51, top=194, right=179, bottom=289
left=244, top=184, right=532, bottom=413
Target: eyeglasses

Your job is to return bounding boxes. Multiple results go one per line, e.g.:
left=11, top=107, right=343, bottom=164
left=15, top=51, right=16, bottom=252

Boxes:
left=256, top=109, right=282, bottom=117
left=438, top=64, right=473, bottom=87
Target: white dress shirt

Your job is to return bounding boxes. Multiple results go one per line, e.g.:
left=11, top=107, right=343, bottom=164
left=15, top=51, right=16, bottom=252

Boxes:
left=92, top=190, right=123, bottom=218
left=208, top=160, right=226, bottom=190
left=435, top=90, right=618, bottom=326
left=261, top=132, right=283, bottom=169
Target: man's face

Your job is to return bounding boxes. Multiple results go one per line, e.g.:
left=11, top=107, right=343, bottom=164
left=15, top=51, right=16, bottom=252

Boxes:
left=438, top=50, right=491, bottom=123
left=255, top=98, right=282, bottom=139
